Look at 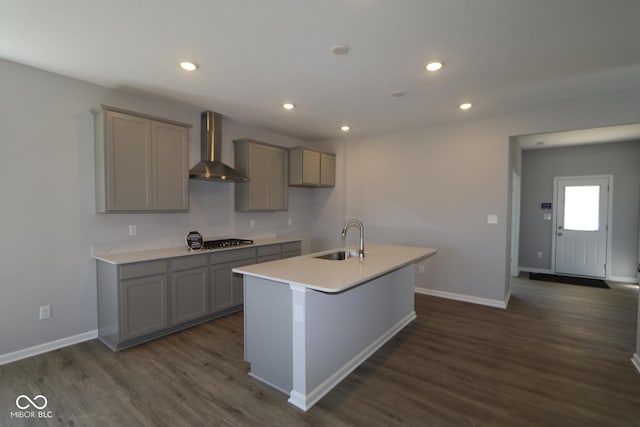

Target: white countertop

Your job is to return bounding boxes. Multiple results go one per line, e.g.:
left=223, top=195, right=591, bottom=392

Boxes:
left=92, top=237, right=302, bottom=265
left=233, top=243, right=436, bottom=293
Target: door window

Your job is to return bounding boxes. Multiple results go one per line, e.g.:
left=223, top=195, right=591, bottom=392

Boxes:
left=563, top=185, right=600, bottom=231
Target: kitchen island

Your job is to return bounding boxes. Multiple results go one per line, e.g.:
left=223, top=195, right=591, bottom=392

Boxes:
left=233, top=243, right=436, bottom=411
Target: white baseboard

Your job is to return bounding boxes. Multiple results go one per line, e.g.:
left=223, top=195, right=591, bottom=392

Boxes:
left=609, top=275, right=639, bottom=284
left=519, top=267, right=553, bottom=274
left=415, top=288, right=508, bottom=309
left=288, top=311, right=416, bottom=411
left=0, top=330, right=98, bottom=366
left=632, top=353, right=640, bottom=374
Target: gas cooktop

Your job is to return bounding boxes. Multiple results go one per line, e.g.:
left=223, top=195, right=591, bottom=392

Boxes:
left=202, top=238, right=254, bottom=249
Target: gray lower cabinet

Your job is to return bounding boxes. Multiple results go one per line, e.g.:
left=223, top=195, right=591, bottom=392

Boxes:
left=96, top=240, right=301, bottom=351
left=257, top=244, right=282, bottom=263
left=282, top=241, right=302, bottom=259
left=120, top=273, right=169, bottom=341
left=210, top=248, right=256, bottom=313
left=169, top=254, right=208, bottom=325
left=97, top=258, right=169, bottom=350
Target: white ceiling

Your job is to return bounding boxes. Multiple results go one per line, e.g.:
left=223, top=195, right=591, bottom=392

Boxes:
left=2, top=0, right=640, bottom=141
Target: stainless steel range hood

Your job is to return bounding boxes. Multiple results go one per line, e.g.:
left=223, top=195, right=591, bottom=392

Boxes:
left=189, top=111, right=249, bottom=182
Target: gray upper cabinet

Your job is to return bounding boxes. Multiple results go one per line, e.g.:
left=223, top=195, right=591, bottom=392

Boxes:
left=320, top=153, right=336, bottom=187
left=234, top=139, right=288, bottom=211
left=289, top=147, right=335, bottom=187
left=93, top=105, right=191, bottom=213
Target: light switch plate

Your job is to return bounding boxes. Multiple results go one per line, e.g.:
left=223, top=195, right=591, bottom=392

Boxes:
left=544, top=213, right=552, bottom=220
left=487, top=214, right=498, bottom=224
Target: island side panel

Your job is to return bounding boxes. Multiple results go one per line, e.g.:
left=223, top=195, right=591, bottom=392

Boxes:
left=244, top=276, right=293, bottom=393
left=291, top=264, right=416, bottom=410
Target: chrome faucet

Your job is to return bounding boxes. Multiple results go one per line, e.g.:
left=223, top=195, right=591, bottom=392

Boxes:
left=341, top=219, right=365, bottom=258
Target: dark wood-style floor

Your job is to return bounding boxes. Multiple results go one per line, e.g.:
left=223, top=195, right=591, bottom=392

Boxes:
left=2, top=276, right=639, bottom=426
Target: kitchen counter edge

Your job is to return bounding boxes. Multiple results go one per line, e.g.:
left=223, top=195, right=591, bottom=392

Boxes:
left=92, top=237, right=303, bottom=265
left=233, top=243, right=437, bottom=293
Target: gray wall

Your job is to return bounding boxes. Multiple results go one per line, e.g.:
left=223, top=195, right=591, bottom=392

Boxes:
left=312, top=93, right=640, bottom=305
left=519, top=141, right=640, bottom=280
left=0, top=59, right=315, bottom=358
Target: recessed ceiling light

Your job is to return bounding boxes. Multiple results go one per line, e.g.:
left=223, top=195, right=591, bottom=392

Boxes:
left=391, top=91, right=406, bottom=98
left=340, top=125, right=351, bottom=132
left=282, top=103, right=295, bottom=110
left=425, top=61, right=443, bottom=72
left=179, top=61, right=198, bottom=71
left=459, top=102, right=472, bottom=110
left=332, top=44, right=350, bottom=55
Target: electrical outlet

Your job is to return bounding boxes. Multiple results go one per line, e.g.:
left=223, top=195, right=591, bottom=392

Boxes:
left=39, top=305, right=51, bottom=320
left=418, top=264, right=425, bottom=274
left=128, top=225, right=137, bottom=236
left=288, top=217, right=293, bottom=226
left=487, top=214, right=498, bottom=224
left=250, top=219, right=255, bottom=228
left=537, top=251, right=543, bottom=259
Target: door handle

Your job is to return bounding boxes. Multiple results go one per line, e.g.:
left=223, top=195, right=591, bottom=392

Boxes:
left=558, top=225, right=563, bottom=230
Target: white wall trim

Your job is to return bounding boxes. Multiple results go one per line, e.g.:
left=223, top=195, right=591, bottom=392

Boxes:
left=415, top=288, right=508, bottom=309
left=632, top=353, right=640, bottom=374
left=609, top=275, right=639, bottom=284
left=0, top=329, right=98, bottom=367
left=519, top=267, right=554, bottom=274
left=288, top=311, right=416, bottom=411
left=504, top=287, right=512, bottom=309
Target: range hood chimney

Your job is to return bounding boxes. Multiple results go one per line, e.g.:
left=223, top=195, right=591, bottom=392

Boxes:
left=189, top=111, right=249, bottom=182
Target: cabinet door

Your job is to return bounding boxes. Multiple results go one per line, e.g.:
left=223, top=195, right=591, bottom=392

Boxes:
left=269, top=147, right=288, bottom=209
left=210, top=258, right=255, bottom=313
left=170, top=266, right=208, bottom=325
left=320, top=153, right=336, bottom=187
left=248, top=143, right=271, bottom=210
left=106, top=112, right=152, bottom=210
left=152, top=121, right=189, bottom=211
left=302, top=149, right=321, bottom=185
left=119, top=274, right=168, bottom=341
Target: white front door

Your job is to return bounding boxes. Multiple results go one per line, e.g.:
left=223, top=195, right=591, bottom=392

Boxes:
left=554, top=176, right=610, bottom=278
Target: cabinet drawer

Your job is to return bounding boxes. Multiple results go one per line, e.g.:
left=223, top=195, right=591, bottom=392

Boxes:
left=258, top=254, right=281, bottom=263
left=257, top=244, right=281, bottom=257
left=169, top=254, right=208, bottom=272
left=282, top=241, right=301, bottom=253
left=282, top=250, right=300, bottom=259
left=211, top=247, right=256, bottom=264
left=120, top=260, right=167, bottom=280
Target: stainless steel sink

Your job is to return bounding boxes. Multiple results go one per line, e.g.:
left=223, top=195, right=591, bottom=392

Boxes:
left=314, top=250, right=360, bottom=261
